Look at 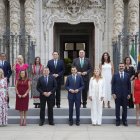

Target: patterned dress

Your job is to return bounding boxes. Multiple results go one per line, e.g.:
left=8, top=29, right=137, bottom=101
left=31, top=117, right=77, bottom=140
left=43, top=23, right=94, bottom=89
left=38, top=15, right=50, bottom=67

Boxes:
left=31, top=64, right=43, bottom=105
left=0, top=78, right=8, bottom=126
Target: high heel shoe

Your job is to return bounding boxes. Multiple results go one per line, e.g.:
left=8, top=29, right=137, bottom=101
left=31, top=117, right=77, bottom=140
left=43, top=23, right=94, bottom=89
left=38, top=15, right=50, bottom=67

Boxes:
left=20, top=120, right=23, bottom=126
left=23, top=120, right=26, bottom=126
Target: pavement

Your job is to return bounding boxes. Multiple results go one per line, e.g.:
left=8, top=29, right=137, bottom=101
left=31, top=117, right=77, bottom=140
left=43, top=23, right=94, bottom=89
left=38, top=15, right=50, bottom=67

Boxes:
left=0, top=90, right=140, bottom=140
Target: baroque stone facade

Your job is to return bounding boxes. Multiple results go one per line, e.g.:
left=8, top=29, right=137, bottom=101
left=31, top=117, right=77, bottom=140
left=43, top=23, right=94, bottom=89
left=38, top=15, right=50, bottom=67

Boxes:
left=0, top=0, right=139, bottom=66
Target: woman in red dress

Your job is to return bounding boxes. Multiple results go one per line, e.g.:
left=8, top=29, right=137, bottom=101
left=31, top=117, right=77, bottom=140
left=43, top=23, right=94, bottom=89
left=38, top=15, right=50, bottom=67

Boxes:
left=15, top=70, right=31, bottom=126
left=133, top=71, right=140, bottom=126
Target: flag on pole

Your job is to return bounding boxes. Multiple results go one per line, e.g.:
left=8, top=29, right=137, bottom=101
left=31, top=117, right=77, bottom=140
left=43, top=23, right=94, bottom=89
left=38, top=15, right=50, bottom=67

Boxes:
left=129, top=40, right=136, bottom=69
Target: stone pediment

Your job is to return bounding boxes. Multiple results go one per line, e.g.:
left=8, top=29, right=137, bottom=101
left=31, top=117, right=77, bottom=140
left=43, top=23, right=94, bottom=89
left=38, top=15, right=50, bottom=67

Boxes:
left=44, top=0, right=105, bottom=17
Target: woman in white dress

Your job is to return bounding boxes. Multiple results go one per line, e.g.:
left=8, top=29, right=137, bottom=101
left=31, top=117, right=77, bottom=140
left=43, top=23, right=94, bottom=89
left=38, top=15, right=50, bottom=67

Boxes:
left=0, top=68, right=8, bottom=126
left=99, top=52, right=114, bottom=108
left=89, top=68, right=105, bottom=125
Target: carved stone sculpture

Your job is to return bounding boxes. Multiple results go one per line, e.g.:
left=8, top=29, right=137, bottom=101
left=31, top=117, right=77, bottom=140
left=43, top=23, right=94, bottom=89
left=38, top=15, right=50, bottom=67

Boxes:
left=0, top=0, right=5, bottom=36
left=25, top=0, right=36, bottom=40
left=128, top=0, right=139, bottom=34
left=9, top=0, right=20, bottom=34
left=112, top=0, right=124, bottom=41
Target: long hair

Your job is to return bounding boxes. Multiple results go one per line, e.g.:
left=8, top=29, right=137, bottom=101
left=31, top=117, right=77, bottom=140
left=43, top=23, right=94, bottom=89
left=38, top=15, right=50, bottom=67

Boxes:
left=101, top=52, right=111, bottom=65
left=0, top=68, right=4, bottom=78
left=18, top=70, right=28, bottom=81
left=135, top=70, right=140, bottom=79
left=124, top=56, right=132, bottom=65
left=34, top=56, right=41, bottom=65
left=91, top=68, right=103, bottom=80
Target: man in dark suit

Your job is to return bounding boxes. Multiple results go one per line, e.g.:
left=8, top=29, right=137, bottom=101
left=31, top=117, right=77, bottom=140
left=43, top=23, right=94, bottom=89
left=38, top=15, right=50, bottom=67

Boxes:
left=37, top=67, right=57, bottom=126
left=0, top=52, right=12, bottom=108
left=112, top=63, right=131, bottom=126
left=47, top=51, right=65, bottom=108
left=72, top=50, right=92, bottom=108
left=65, top=66, right=84, bottom=126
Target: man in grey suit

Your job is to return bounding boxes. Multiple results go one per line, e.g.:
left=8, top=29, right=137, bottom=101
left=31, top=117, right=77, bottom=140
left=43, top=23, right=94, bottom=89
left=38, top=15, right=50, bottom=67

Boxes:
left=72, top=50, right=92, bottom=108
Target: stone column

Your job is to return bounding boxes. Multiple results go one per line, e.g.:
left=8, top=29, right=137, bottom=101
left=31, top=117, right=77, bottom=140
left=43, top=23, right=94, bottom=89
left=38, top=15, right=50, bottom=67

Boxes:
left=128, top=0, right=139, bottom=34
left=0, top=0, right=6, bottom=52
left=25, top=0, right=36, bottom=63
left=25, top=0, right=36, bottom=40
left=112, top=0, right=124, bottom=42
left=9, top=0, right=20, bottom=63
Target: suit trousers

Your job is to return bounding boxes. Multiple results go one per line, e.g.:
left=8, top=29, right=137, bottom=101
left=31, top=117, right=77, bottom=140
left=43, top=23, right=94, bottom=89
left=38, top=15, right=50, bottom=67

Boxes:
left=68, top=95, right=81, bottom=123
left=91, top=98, right=103, bottom=125
left=55, top=80, right=61, bottom=106
left=82, top=80, right=89, bottom=105
left=40, top=95, right=54, bottom=123
left=115, top=97, right=128, bottom=123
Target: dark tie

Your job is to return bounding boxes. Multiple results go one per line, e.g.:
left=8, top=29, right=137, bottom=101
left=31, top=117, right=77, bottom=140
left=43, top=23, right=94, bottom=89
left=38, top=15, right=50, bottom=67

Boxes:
left=45, top=76, right=48, bottom=84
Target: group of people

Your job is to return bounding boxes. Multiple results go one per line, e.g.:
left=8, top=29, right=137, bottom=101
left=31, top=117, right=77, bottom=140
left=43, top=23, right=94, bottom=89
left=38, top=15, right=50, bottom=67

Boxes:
left=0, top=50, right=140, bottom=127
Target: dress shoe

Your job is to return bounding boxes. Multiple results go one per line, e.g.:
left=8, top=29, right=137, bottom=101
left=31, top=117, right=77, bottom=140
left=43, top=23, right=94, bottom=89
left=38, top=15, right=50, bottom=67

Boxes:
left=123, top=122, right=128, bottom=126
left=76, top=122, right=80, bottom=126
left=83, top=105, right=86, bottom=108
left=39, top=121, right=44, bottom=126
left=69, top=122, right=73, bottom=126
left=116, top=122, right=120, bottom=126
left=49, top=122, right=55, bottom=125
left=57, top=105, right=60, bottom=108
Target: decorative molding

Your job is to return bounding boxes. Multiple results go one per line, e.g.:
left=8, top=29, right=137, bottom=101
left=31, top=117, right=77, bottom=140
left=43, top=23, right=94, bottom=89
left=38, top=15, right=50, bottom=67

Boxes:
left=128, top=0, right=139, bottom=34
left=112, top=0, right=124, bottom=42
left=43, top=0, right=106, bottom=31
left=25, top=0, right=36, bottom=41
left=0, top=0, right=6, bottom=36
left=9, top=0, right=20, bottom=34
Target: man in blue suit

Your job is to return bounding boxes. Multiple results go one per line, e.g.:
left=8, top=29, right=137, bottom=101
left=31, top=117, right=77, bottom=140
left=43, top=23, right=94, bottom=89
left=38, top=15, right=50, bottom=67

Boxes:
left=112, top=63, right=131, bottom=126
left=0, top=53, right=12, bottom=108
left=47, top=51, right=65, bottom=108
left=37, top=67, right=57, bottom=126
left=65, top=66, right=84, bottom=126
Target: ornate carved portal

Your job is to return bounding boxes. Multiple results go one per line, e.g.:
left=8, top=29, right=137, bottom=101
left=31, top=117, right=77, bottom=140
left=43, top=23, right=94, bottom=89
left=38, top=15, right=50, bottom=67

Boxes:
left=43, top=0, right=106, bottom=66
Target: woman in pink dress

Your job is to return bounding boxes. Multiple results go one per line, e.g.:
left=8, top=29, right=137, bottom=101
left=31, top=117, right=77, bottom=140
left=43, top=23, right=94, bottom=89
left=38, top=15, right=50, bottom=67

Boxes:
left=132, top=71, right=140, bottom=126
left=0, top=68, right=8, bottom=126
left=15, top=70, right=31, bottom=126
left=13, top=55, right=29, bottom=81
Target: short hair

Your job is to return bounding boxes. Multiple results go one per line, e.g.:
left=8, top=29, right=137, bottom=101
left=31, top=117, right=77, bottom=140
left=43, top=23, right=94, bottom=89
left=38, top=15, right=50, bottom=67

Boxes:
left=71, top=66, right=77, bottom=69
left=52, top=51, right=59, bottom=55
left=119, top=62, right=125, bottom=65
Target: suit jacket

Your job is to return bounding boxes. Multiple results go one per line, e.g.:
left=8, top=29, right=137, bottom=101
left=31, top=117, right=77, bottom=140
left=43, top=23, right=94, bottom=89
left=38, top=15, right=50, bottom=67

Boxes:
left=89, top=78, right=105, bottom=100
left=112, top=72, right=131, bottom=98
left=47, top=59, right=65, bottom=81
left=65, top=74, right=84, bottom=100
left=36, top=75, right=57, bottom=100
left=0, top=60, right=12, bottom=83
left=72, top=58, right=92, bottom=81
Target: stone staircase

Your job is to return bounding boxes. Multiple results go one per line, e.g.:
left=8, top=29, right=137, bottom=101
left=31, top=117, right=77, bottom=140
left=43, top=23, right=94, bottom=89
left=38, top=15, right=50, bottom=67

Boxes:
left=8, top=108, right=136, bottom=124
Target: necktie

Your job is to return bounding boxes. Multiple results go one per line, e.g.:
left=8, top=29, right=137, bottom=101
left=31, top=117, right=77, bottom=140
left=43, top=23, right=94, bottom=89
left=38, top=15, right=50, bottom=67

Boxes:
left=73, top=75, right=76, bottom=84
left=54, top=60, right=57, bottom=68
left=80, top=58, right=84, bottom=68
left=45, top=76, right=48, bottom=84
left=120, top=72, right=123, bottom=80
left=2, top=61, right=4, bottom=67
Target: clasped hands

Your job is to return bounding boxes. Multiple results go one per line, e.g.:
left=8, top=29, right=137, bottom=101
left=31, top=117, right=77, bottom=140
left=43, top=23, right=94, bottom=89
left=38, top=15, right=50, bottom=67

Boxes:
left=43, top=92, right=52, bottom=97
left=88, top=96, right=104, bottom=101
left=69, top=89, right=79, bottom=94
left=53, top=74, right=59, bottom=78
left=77, top=72, right=87, bottom=76
left=17, top=93, right=27, bottom=98
left=112, top=94, right=130, bottom=99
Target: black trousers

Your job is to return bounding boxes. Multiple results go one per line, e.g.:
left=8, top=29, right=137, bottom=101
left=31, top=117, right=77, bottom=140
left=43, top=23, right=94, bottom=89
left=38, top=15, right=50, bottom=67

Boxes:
left=115, top=97, right=128, bottom=123
left=40, top=95, right=54, bottom=123
left=128, top=94, right=134, bottom=108
left=68, top=97, right=81, bottom=123
left=55, top=81, right=61, bottom=106
left=82, top=80, right=89, bottom=105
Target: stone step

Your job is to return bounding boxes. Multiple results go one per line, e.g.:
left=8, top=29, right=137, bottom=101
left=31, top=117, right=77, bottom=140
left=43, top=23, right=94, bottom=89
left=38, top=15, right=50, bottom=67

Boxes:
left=8, top=108, right=136, bottom=116
left=8, top=116, right=136, bottom=124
